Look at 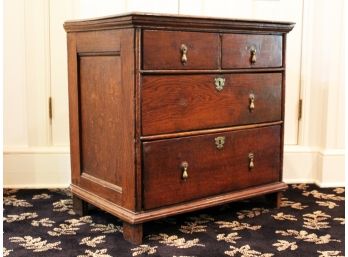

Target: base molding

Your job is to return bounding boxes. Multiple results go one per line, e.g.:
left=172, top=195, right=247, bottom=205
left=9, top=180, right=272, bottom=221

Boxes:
left=72, top=182, right=287, bottom=224
left=3, top=146, right=345, bottom=188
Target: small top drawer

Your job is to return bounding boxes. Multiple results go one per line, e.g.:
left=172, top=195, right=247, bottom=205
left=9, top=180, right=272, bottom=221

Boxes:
left=143, top=30, right=220, bottom=70
left=222, top=34, right=282, bottom=68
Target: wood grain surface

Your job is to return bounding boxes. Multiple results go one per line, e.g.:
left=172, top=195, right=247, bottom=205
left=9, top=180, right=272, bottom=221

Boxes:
left=143, top=30, right=219, bottom=70
left=65, top=13, right=293, bottom=244
left=79, top=55, right=123, bottom=186
left=68, top=29, right=136, bottom=210
left=142, top=73, right=282, bottom=135
left=222, top=34, right=282, bottom=68
left=143, top=125, right=281, bottom=209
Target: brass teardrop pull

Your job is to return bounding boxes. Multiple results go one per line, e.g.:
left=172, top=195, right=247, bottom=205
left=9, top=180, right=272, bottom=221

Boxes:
left=249, top=94, right=255, bottom=111
left=250, top=48, right=257, bottom=64
left=248, top=153, right=255, bottom=170
left=181, top=161, right=189, bottom=180
left=180, top=44, right=188, bottom=65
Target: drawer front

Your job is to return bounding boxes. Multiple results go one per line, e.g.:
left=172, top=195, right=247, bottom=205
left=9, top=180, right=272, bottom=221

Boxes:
left=222, top=34, right=282, bottom=68
left=143, top=30, right=219, bottom=70
left=143, top=125, right=281, bottom=210
left=142, top=73, right=282, bottom=135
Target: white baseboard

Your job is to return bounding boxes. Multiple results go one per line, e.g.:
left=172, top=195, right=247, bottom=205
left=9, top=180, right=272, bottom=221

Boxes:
left=283, top=145, right=319, bottom=184
left=316, top=149, right=345, bottom=187
left=3, top=146, right=345, bottom=188
left=283, top=146, right=345, bottom=187
left=3, top=147, right=71, bottom=188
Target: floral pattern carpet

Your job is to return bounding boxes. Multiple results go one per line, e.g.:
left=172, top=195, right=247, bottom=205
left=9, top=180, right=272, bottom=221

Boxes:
left=3, top=184, right=345, bottom=257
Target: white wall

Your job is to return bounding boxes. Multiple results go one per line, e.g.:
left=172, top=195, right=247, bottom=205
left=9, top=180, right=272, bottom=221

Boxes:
left=3, top=0, right=72, bottom=188
left=3, top=0, right=345, bottom=188
left=284, top=0, right=345, bottom=187
left=3, top=0, right=28, bottom=147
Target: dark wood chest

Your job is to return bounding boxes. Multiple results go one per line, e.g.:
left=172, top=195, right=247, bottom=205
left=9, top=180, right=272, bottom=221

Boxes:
left=64, top=13, right=294, bottom=244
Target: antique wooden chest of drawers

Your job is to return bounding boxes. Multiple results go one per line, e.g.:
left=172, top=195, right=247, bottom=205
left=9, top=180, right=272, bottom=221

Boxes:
left=64, top=13, right=294, bottom=244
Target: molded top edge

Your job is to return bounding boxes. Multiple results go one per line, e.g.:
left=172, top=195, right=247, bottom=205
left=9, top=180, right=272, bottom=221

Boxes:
left=64, top=12, right=295, bottom=33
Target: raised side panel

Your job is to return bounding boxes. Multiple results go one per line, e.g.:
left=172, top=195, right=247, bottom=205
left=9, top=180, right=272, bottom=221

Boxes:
left=67, top=29, right=135, bottom=210
left=79, top=55, right=123, bottom=186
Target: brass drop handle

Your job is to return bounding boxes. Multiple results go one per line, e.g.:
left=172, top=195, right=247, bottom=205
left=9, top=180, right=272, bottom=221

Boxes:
left=250, top=48, right=257, bottom=64
left=248, top=153, right=255, bottom=170
left=181, top=161, right=189, bottom=180
left=249, top=94, right=255, bottom=111
left=180, top=44, right=188, bottom=65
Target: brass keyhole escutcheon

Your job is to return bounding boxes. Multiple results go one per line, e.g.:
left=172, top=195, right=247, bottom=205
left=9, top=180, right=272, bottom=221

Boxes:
left=214, top=77, right=225, bottom=92
left=181, top=161, right=189, bottom=180
left=250, top=47, right=257, bottom=64
left=248, top=153, right=255, bottom=170
left=215, top=136, right=226, bottom=150
left=180, top=44, right=188, bottom=65
left=249, top=93, right=255, bottom=112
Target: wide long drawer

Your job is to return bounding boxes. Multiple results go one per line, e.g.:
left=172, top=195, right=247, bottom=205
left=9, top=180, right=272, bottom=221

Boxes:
left=142, top=125, right=281, bottom=210
left=142, top=73, right=282, bottom=135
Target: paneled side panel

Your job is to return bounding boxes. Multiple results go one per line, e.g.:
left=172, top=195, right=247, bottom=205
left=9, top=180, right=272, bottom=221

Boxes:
left=68, top=29, right=136, bottom=208
left=79, top=55, right=122, bottom=187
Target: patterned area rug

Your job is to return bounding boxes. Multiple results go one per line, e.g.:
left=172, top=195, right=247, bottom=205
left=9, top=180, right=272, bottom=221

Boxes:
left=3, top=184, right=345, bottom=257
